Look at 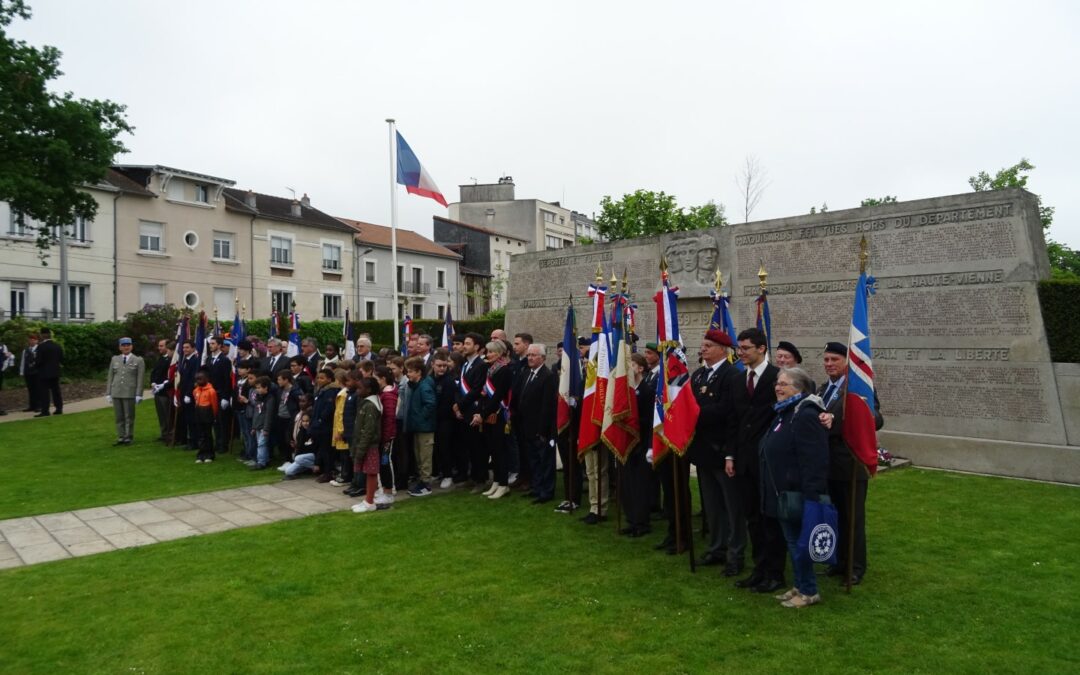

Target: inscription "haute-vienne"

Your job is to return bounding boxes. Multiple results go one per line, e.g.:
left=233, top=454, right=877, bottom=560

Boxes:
left=741, top=270, right=1005, bottom=296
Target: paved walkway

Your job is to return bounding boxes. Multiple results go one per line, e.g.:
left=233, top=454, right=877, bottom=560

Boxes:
left=0, top=478, right=389, bottom=570
left=0, top=389, right=153, bottom=424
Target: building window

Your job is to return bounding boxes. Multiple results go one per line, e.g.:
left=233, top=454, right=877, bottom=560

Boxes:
left=411, top=267, right=423, bottom=293
left=322, top=243, right=342, bottom=271
left=322, top=293, right=343, bottom=319
left=48, top=216, right=90, bottom=243
left=271, top=290, right=293, bottom=313
left=437, top=304, right=445, bottom=320
left=139, top=221, right=164, bottom=252
left=542, top=210, right=557, bottom=224
left=183, top=291, right=200, bottom=309
left=545, top=235, right=561, bottom=250
left=213, top=287, right=235, bottom=313
left=365, top=300, right=376, bottom=321
left=194, top=184, right=209, bottom=203
left=398, top=304, right=405, bottom=321
left=436, top=269, right=446, bottom=290
left=9, top=282, right=27, bottom=316
left=52, top=284, right=89, bottom=319
left=183, top=231, right=199, bottom=249
left=396, top=265, right=404, bottom=292
left=563, top=238, right=573, bottom=248
left=270, top=236, right=293, bottom=265
left=412, top=303, right=423, bottom=319
left=213, top=232, right=234, bottom=259
left=365, top=260, right=376, bottom=283
left=7, top=211, right=33, bottom=237
left=139, top=283, right=165, bottom=307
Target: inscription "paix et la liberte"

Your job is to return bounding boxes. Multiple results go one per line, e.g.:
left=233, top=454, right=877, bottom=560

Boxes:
left=742, top=270, right=1005, bottom=296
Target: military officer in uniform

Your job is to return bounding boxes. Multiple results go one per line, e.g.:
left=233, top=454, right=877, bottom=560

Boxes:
left=106, top=337, right=146, bottom=445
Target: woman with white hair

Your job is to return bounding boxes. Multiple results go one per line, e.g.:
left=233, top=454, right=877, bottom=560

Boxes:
left=474, top=340, right=513, bottom=499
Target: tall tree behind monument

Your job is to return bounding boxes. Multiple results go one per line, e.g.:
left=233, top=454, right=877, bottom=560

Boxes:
left=0, top=1, right=132, bottom=257
left=595, top=190, right=726, bottom=241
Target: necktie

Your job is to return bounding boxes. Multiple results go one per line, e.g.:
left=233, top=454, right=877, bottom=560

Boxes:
left=823, top=382, right=837, bottom=406
left=271, top=356, right=277, bottom=370
left=123, top=355, right=128, bottom=365
left=526, top=369, right=536, bottom=389
left=746, top=370, right=756, bottom=398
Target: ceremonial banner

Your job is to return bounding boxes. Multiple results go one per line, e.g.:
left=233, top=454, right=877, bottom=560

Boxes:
left=557, top=301, right=581, bottom=434
left=343, top=309, right=356, bottom=361
left=843, top=270, right=879, bottom=476
left=577, top=282, right=606, bottom=455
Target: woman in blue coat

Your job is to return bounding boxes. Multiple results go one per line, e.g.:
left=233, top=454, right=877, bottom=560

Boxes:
left=758, top=367, right=830, bottom=608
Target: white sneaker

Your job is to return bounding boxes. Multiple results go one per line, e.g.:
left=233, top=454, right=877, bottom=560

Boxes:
left=374, top=492, right=394, bottom=506
left=351, top=501, right=377, bottom=513
left=277, top=463, right=289, bottom=472
left=195, top=459, right=204, bottom=464
left=508, top=472, right=519, bottom=485
left=329, top=479, right=347, bottom=487
left=482, top=482, right=500, bottom=496
left=488, top=485, right=510, bottom=500
left=439, top=477, right=453, bottom=489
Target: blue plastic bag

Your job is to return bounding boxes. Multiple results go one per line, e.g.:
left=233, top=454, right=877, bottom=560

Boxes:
left=796, top=500, right=839, bottom=567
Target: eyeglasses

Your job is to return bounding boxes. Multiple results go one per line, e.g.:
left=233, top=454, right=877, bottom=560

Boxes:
left=775, top=381, right=794, bottom=389
left=736, top=345, right=758, bottom=352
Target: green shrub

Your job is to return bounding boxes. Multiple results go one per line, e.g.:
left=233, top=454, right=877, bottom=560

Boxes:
left=1038, top=279, right=1080, bottom=363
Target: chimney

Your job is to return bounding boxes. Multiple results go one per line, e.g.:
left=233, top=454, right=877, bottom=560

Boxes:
left=291, top=199, right=302, bottom=217
left=245, top=189, right=257, bottom=209
left=301, top=193, right=311, bottom=208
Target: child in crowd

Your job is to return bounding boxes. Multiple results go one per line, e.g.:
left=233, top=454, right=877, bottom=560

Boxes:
left=280, top=412, right=316, bottom=479
left=404, top=356, right=437, bottom=497
left=309, top=368, right=339, bottom=483
left=274, top=372, right=300, bottom=464
left=350, top=376, right=383, bottom=514
left=388, top=356, right=412, bottom=490
left=249, top=375, right=275, bottom=470
left=431, top=352, right=456, bottom=489
left=330, top=370, right=356, bottom=488
left=235, top=362, right=256, bottom=462
left=192, top=369, right=219, bottom=463
left=374, top=365, right=398, bottom=507
left=290, top=356, right=313, bottom=395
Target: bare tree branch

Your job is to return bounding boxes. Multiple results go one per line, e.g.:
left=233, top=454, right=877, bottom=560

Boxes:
left=734, top=155, right=770, bottom=223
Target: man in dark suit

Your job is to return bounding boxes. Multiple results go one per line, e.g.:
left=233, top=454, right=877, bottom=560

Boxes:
left=19, top=334, right=39, bottom=412
left=300, top=337, right=322, bottom=375
left=507, top=332, right=533, bottom=490
left=621, top=352, right=655, bottom=537
left=726, top=327, right=786, bottom=594
left=33, top=327, right=63, bottom=416
left=513, top=342, right=556, bottom=503
left=205, top=337, right=234, bottom=454
left=454, top=333, right=488, bottom=487
left=818, top=341, right=883, bottom=586
left=150, top=338, right=175, bottom=443
left=262, top=338, right=290, bottom=377
left=688, top=329, right=742, bottom=573
left=177, top=340, right=200, bottom=448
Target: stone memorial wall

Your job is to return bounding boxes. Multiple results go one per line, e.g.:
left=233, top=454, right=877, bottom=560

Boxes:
left=506, top=189, right=1079, bottom=483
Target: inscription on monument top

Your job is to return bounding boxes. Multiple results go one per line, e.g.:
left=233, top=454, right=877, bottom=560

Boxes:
left=506, top=189, right=1075, bottom=480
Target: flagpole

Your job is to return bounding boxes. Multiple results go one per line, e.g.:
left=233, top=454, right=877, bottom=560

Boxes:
left=387, top=118, right=400, bottom=352
left=844, top=236, right=870, bottom=594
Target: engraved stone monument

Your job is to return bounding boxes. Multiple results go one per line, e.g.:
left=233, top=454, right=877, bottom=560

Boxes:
left=505, top=188, right=1080, bottom=483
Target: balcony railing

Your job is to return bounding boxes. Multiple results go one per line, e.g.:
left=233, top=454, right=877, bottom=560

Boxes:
left=399, top=281, right=430, bottom=295
left=1, top=310, right=95, bottom=322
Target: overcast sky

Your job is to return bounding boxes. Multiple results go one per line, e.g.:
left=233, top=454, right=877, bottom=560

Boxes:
left=14, top=0, right=1080, bottom=247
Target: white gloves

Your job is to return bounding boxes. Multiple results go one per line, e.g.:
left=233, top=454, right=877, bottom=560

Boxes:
left=220, top=399, right=230, bottom=410
left=135, top=396, right=142, bottom=404
left=151, top=383, right=163, bottom=394
left=184, top=396, right=192, bottom=404
left=646, top=448, right=654, bottom=465
left=105, top=395, right=112, bottom=404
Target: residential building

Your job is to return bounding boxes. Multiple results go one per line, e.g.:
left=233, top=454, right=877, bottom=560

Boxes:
left=432, top=215, right=527, bottom=316
left=222, top=189, right=356, bottom=324
left=0, top=170, right=153, bottom=322
left=447, top=176, right=599, bottom=253
left=336, top=217, right=461, bottom=323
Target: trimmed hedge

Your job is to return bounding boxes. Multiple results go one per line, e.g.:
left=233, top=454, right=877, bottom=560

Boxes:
left=1038, top=279, right=1080, bottom=363
left=0, top=313, right=506, bottom=379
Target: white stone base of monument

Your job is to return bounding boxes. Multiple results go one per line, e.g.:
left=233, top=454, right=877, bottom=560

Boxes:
left=879, top=430, right=1080, bottom=485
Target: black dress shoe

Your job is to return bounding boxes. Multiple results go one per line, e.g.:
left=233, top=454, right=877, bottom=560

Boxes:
left=581, top=512, right=607, bottom=525
left=722, top=564, right=744, bottom=577
left=33, top=412, right=49, bottom=417
left=734, top=574, right=763, bottom=589
left=653, top=539, right=674, bottom=551
left=532, top=496, right=552, bottom=504
left=54, top=411, right=63, bottom=415
left=628, top=527, right=651, bottom=538
left=699, top=554, right=724, bottom=566
left=22, top=408, right=36, bottom=412
left=844, top=574, right=864, bottom=586
left=751, top=578, right=785, bottom=594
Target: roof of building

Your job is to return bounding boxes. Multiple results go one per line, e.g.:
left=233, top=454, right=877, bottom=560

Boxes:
left=336, top=217, right=462, bottom=260
left=459, top=266, right=492, bottom=278
left=222, top=188, right=355, bottom=233
left=112, top=164, right=235, bottom=186
left=432, top=215, right=529, bottom=242
left=97, top=169, right=156, bottom=197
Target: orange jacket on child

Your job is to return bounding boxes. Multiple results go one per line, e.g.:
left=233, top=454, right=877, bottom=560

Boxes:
left=192, top=383, right=219, bottom=416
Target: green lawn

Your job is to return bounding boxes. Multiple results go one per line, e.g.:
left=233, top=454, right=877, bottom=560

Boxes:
left=1, top=468, right=1077, bottom=673
left=0, top=403, right=279, bottom=519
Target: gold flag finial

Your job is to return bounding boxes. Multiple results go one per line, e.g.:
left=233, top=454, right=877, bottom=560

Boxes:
left=621, top=266, right=629, bottom=294
left=595, top=264, right=604, bottom=284
left=859, top=235, right=869, bottom=274
left=714, top=267, right=723, bottom=294
left=758, top=260, right=768, bottom=291
left=660, top=256, right=668, bottom=273
left=610, top=270, right=618, bottom=286
left=241, top=303, right=246, bottom=320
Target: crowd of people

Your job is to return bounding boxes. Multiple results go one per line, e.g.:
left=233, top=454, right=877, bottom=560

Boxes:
left=0, top=327, right=66, bottom=417
left=113, top=323, right=881, bottom=610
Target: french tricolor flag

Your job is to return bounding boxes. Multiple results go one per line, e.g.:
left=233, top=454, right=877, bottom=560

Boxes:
left=396, top=131, right=447, bottom=207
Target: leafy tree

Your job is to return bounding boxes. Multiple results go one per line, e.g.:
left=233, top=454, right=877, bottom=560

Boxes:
left=0, top=1, right=132, bottom=254
left=596, top=190, right=727, bottom=241
left=968, top=158, right=1078, bottom=280
left=861, top=196, right=898, bottom=207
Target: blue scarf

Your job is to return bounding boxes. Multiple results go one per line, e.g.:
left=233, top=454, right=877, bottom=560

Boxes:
left=773, top=392, right=805, bottom=413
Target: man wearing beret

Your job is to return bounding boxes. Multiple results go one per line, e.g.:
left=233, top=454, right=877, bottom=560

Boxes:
left=774, top=340, right=815, bottom=392
left=106, top=337, right=145, bottom=445
left=686, top=329, right=740, bottom=568
left=818, top=342, right=884, bottom=586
